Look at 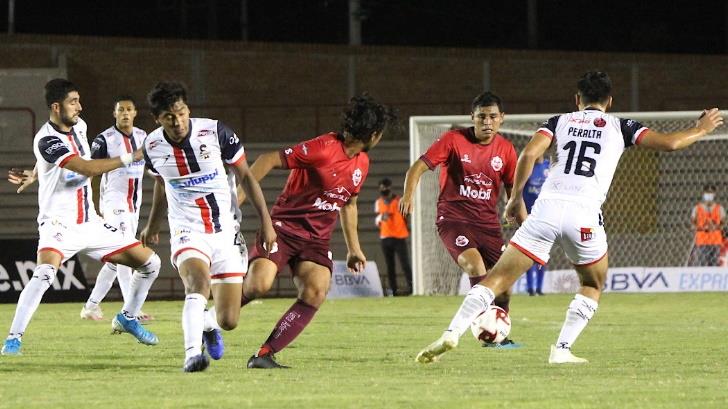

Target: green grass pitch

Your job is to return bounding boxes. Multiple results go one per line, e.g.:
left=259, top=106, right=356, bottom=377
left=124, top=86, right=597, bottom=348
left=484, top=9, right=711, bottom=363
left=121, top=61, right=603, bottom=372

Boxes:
left=1, top=293, right=726, bottom=409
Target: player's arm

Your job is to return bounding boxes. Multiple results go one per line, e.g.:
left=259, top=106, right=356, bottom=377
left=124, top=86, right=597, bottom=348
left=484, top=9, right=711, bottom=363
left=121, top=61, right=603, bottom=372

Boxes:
left=8, top=164, right=38, bottom=193
left=230, top=158, right=277, bottom=254
left=504, top=185, right=528, bottom=225
left=639, top=108, right=723, bottom=151
left=400, top=159, right=430, bottom=217
left=139, top=177, right=167, bottom=246
left=63, top=149, right=143, bottom=177
left=341, top=195, right=366, bottom=273
left=504, top=133, right=551, bottom=225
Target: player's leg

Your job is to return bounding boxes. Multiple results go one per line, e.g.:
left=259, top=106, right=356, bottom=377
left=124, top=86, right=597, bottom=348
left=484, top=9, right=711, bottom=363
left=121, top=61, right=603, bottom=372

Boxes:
left=81, top=262, right=118, bottom=320
left=241, top=258, right=278, bottom=307
left=381, top=238, right=398, bottom=295
left=536, top=264, right=546, bottom=295
left=525, top=264, right=537, bottom=296
left=393, top=238, right=413, bottom=293
left=248, top=260, right=330, bottom=369
left=2, top=250, right=63, bottom=355
left=174, top=252, right=213, bottom=372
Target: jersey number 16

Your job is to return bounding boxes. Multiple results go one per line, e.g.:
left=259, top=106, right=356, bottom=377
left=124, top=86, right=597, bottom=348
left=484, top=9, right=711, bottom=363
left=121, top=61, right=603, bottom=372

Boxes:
left=562, top=140, right=601, bottom=177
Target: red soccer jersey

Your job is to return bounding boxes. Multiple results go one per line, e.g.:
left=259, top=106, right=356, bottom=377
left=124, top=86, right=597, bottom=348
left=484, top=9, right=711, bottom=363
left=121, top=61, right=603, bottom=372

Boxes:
left=272, top=133, right=369, bottom=241
left=420, top=127, right=517, bottom=229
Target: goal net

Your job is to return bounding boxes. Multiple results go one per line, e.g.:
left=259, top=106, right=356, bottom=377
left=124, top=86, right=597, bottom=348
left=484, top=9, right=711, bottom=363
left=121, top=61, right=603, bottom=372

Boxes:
left=409, top=112, right=728, bottom=295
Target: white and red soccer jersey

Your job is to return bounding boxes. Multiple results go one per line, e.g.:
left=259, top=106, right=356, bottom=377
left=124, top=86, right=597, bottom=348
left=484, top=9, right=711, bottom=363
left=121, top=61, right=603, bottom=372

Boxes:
left=536, top=108, right=649, bottom=206
left=91, top=125, right=147, bottom=217
left=420, top=128, right=517, bottom=229
left=33, top=118, right=99, bottom=225
left=272, top=133, right=369, bottom=241
left=143, top=118, right=245, bottom=235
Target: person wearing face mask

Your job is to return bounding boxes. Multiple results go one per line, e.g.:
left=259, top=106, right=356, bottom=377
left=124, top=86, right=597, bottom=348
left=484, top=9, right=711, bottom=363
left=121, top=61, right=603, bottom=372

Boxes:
left=689, top=184, right=725, bottom=266
left=375, top=178, right=412, bottom=296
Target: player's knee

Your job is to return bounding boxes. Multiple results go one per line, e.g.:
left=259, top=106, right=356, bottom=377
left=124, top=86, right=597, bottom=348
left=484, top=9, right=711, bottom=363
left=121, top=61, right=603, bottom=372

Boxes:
left=137, top=253, right=161, bottom=278
left=32, top=264, right=57, bottom=286
left=302, top=286, right=328, bottom=306
left=217, top=311, right=239, bottom=331
left=580, top=273, right=604, bottom=291
left=245, top=280, right=273, bottom=299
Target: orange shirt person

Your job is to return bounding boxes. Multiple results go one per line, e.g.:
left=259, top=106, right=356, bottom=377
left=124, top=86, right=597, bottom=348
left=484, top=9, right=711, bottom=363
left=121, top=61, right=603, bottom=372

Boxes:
left=690, top=184, right=726, bottom=266
left=375, top=178, right=412, bottom=295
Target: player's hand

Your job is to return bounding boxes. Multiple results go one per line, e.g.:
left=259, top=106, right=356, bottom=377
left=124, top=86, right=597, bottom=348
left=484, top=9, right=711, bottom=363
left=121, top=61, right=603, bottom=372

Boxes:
left=696, top=108, right=723, bottom=134
left=399, top=196, right=413, bottom=217
left=260, top=222, right=277, bottom=257
left=346, top=248, right=366, bottom=274
left=139, top=225, right=160, bottom=247
left=133, top=148, right=144, bottom=162
left=503, top=197, right=525, bottom=227
left=8, top=168, right=37, bottom=193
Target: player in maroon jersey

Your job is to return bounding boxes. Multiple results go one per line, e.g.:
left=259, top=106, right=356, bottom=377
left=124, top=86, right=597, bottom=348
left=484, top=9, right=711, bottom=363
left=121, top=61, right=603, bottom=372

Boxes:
left=240, top=94, right=396, bottom=368
left=400, top=91, right=525, bottom=348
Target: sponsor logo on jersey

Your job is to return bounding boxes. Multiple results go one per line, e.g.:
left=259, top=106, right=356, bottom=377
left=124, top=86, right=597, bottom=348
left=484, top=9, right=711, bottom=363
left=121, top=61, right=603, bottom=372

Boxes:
left=168, top=168, right=219, bottom=189
left=313, top=197, right=342, bottom=212
left=53, top=232, right=63, bottom=242
left=455, top=235, right=469, bottom=247
left=323, top=186, right=352, bottom=201
left=463, top=172, right=493, bottom=187
left=580, top=227, right=593, bottom=242
left=178, top=235, right=190, bottom=244
left=148, top=139, right=162, bottom=150
left=113, top=209, right=125, bottom=215
left=197, top=130, right=212, bottom=137
left=461, top=153, right=471, bottom=163
left=45, top=142, right=67, bottom=155
left=352, top=168, right=362, bottom=187
left=491, top=156, right=503, bottom=171
left=459, top=184, right=492, bottom=200
left=594, top=117, right=607, bottom=127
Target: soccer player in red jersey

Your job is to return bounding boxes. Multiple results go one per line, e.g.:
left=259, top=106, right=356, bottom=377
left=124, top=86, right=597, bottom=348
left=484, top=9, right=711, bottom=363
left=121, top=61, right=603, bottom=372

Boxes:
left=241, top=94, right=396, bottom=368
left=400, top=92, right=525, bottom=347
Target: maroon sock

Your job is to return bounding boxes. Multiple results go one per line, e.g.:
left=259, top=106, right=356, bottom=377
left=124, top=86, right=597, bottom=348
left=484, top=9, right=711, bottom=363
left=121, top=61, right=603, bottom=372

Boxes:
left=493, top=294, right=510, bottom=313
left=469, top=274, right=487, bottom=287
left=259, top=299, right=318, bottom=355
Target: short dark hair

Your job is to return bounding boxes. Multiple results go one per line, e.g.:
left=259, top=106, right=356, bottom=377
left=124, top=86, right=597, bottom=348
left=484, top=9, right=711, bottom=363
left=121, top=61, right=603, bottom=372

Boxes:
left=147, top=81, right=188, bottom=116
left=703, top=184, right=717, bottom=192
left=471, top=91, right=503, bottom=112
left=577, top=71, right=612, bottom=104
left=379, top=178, right=392, bottom=187
left=114, top=95, right=136, bottom=107
left=341, top=93, right=397, bottom=143
left=45, top=78, right=78, bottom=108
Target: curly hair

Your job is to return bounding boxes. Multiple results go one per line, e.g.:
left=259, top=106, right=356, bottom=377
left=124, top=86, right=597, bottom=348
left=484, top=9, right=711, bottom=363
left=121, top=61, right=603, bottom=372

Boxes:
left=341, top=93, right=397, bottom=143
left=577, top=71, right=612, bottom=104
left=147, top=81, right=188, bottom=116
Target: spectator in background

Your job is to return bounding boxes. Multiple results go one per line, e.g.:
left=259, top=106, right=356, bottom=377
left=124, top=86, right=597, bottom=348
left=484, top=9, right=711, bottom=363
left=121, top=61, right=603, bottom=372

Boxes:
left=523, top=155, right=550, bottom=295
left=375, top=178, right=412, bottom=296
left=689, top=184, right=725, bottom=266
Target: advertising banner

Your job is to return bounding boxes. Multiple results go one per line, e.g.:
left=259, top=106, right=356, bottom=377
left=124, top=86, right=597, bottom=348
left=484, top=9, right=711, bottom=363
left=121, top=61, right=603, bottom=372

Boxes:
left=328, top=261, right=383, bottom=299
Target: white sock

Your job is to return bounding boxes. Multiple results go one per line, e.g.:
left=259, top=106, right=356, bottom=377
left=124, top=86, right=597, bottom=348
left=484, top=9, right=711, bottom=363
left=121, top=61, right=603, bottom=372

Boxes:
left=8, top=264, right=56, bottom=339
left=555, top=294, right=598, bottom=350
left=446, top=285, right=495, bottom=337
left=116, top=264, right=132, bottom=302
left=120, top=253, right=160, bottom=317
left=86, top=263, right=117, bottom=308
left=204, top=306, right=221, bottom=332
left=183, top=293, right=206, bottom=360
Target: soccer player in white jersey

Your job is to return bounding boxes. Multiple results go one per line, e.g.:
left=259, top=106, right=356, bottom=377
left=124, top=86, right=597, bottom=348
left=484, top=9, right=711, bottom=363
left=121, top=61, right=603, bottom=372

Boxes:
left=416, top=71, right=724, bottom=364
left=78, top=96, right=153, bottom=321
left=139, top=81, right=276, bottom=372
left=2, top=79, right=162, bottom=356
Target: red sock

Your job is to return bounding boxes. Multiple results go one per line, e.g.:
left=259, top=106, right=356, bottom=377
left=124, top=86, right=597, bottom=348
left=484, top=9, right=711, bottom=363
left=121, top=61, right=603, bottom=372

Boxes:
left=469, top=274, right=487, bottom=287
left=259, top=299, right=318, bottom=355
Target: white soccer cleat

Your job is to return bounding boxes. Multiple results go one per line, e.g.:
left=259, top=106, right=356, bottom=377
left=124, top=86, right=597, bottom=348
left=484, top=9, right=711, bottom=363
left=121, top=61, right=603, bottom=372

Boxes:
left=416, top=331, right=459, bottom=364
left=135, top=311, right=154, bottom=322
left=80, top=304, right=104, bottom=321
left=548, top=344, right=588, bottom=364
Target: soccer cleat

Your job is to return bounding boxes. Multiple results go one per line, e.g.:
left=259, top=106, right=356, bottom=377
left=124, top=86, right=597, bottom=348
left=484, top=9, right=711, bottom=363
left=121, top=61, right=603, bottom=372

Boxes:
left=1, top=338, right=22, bottom=356
left=548, top=344, right=588, bottom=364
left=135, top=311, right=154, bottom=322
left=483, top=338, right=522, bottom=349
left=183, top=354, right=210, bottom=373
left=80, top=304, right=104, bottom=321
left=111, top=313, right=159, bottom=345
left=415, top=331, right=458, bottom=364
left=247, top=353, right=290, bottom=369
left=202, top=329, right=224, bottom=360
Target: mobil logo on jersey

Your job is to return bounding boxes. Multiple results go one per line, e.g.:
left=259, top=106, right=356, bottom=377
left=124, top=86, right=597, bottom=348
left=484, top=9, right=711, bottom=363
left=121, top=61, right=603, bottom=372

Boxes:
left=314, top=186, right=350, bottom=212
left=460, top=172, right=493, bottom=200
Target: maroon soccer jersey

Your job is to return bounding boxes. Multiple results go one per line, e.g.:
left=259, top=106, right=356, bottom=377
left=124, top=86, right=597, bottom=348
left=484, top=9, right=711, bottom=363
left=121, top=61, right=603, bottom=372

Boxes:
left=420, top=127, right=517, bottom=228
left=271, top=133, right=369, bottom=240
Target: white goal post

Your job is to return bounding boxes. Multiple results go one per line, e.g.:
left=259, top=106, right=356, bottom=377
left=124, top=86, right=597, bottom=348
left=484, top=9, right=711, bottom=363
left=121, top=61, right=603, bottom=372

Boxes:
left=409, top=111, right=728, bottom=295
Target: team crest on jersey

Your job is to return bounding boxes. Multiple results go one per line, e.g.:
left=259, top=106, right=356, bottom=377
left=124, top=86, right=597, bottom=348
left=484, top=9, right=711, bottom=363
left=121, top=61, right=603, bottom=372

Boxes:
left=352, top=168, right=362, bottom=186
left=53, top=232, right=63, bottom=242
left=178, top=236, right=190, bottom=244
left=580, top=227, right=593, bottom=242
left=461, top=154, right=472, bottom=163
left=490, top=156, right=503, bottom=171
left=113, top=209, right=125, bottom=215
left=199, top=144, right=210, bottom=160
left=455, top=235, right=469, bottom=247
left=594, top=117, right=607, bottom=127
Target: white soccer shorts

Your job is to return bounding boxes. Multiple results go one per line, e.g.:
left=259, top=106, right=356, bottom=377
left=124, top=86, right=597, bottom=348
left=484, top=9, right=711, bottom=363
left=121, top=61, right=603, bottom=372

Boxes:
left=509, top=198, right=608, bottom=266
left=170, top=227, right=248, bottom=285
left=101, top=207, right=140, bottom=239
left=37, top=218, right=141, bottom=263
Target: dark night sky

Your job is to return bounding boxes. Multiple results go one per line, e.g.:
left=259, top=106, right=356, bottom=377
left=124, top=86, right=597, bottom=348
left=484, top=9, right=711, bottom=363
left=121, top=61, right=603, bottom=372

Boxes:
left=2, top=0, right=727, bottom=55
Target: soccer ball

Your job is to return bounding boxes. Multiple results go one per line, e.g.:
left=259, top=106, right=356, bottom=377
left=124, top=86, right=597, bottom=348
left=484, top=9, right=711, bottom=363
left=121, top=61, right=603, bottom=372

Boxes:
left=470, top=306, right=511, bottom=344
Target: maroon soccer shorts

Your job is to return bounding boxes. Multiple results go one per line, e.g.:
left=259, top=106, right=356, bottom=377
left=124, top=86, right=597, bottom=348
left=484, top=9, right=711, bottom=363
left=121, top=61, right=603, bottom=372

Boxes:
left=436, top=220, right=505, bottom=268
left=249, top=225, right=334, bottom=274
